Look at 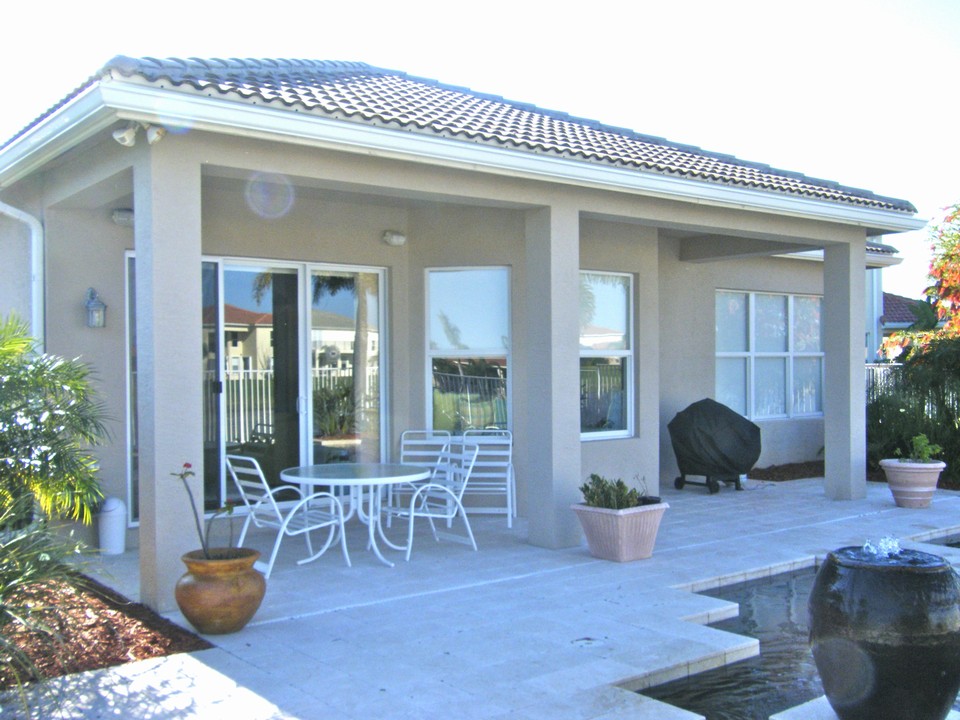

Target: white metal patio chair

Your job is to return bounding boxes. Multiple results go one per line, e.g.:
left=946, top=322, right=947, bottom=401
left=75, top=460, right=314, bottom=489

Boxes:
left=461, top=429, right=516, bottom=528
left=225, top=454, right=351, bottom=578
left=386, top=442, right=480, bottom=561
left=385, top=430, right=451, bottom=528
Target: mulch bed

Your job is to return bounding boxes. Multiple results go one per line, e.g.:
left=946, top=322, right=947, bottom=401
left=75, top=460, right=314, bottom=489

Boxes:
left=0, top=574, right=211, bottom=690
left=748, top=461, right=825, bottom=481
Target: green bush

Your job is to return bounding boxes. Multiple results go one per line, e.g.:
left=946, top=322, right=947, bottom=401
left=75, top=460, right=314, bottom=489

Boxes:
left=867, top=365, right=960, bottom=487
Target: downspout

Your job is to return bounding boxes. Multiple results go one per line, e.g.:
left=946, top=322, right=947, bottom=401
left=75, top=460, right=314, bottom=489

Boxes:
left=0, top=200, right=44, bottom=351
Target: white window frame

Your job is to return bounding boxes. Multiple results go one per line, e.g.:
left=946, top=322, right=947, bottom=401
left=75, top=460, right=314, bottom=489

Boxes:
left=425, top=266, right=511, bottom=433
left=716, top=290, right=824, bottom=420
left=580, top=270, right=634, bottom=441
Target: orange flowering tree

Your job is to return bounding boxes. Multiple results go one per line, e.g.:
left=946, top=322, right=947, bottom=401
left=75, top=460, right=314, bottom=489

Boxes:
left=872, top=203, right=960, bottom=485
left=884, top=202, right=960, bottom=357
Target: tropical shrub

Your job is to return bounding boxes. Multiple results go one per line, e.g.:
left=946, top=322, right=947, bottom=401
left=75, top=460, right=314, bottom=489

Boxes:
left=0, top=317, right=107, bottom=706
left=0, top=316, right=107, bottom=525
left=313, top=380, right=355, bottom=437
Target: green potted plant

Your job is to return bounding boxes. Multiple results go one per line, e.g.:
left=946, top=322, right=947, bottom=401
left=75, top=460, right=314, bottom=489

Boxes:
left=571, top=474, right=668, bottom=561
left=880, top=434, right=947, bottom=508
left=172, top=463, right=266, bottom=634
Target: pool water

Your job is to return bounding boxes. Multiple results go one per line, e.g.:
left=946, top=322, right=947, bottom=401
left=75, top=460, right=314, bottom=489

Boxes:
left=643, top=564, right=960, bottom=719
left=642, top=567, right=823, bottom=720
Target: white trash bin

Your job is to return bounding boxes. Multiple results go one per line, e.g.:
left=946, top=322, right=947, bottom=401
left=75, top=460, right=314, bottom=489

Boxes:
left=98, top=497, right=126, bottom=555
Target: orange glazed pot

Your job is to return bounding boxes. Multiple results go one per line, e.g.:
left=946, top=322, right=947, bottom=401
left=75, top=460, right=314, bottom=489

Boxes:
left=175, top=547, right=266, bottom=634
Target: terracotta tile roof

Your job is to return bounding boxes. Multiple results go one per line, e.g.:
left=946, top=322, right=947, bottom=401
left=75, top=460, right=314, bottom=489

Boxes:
left=882, top=292, right=925, bottom=325
left=6, top=56, right=916, bottom=214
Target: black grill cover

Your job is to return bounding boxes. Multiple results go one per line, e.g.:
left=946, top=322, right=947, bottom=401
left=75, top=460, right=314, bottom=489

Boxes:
left=668, top=399, right=761, bottom=477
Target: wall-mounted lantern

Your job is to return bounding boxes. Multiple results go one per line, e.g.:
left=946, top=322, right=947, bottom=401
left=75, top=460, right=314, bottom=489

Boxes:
left=85, top=288, right=107, bottom=328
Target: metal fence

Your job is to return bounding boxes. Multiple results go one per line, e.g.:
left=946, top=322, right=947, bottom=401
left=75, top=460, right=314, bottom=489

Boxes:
left=432, top=371, right=508, bottom=431
left=865, top=363, right=903, bottom=402
left=209, top=368, right=379, bottom=445
left=866, top=362, right=960, bottom=418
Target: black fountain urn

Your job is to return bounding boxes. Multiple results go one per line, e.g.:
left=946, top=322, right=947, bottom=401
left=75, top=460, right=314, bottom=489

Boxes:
left=808, top=542, right=960, bottom=720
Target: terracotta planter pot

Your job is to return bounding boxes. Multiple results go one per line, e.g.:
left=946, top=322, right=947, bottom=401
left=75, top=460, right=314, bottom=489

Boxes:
left=879, top=459, right=946, bottom=508
left=809, top=546, right=960, bottom=720
left=175, top=547, right=266, bottom=634
left=571, top=502, right=668, bottom=562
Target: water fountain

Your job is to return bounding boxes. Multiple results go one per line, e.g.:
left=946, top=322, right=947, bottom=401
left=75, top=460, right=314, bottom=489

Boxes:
left=808, top=538, right=960, bottom=720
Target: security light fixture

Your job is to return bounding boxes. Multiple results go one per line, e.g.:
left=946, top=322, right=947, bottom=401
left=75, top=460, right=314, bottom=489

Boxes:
left=112, top=122, right=139, bottom=147
left=146, top=125, right=167, bottom=145
left=112, top=122, right=167, bottom=147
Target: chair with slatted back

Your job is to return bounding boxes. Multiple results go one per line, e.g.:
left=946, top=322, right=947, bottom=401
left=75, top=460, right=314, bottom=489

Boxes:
left=225, top=454, right=351, bottom=577
left=385, top=442, right=480, bottom=560
left=461, top=429, right=516, bottom=527
left=385, top=430, right=451, bottom=527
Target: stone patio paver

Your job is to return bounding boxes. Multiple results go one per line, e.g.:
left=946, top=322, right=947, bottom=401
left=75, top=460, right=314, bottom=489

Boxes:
left=6, top=477, right=960, bottom=719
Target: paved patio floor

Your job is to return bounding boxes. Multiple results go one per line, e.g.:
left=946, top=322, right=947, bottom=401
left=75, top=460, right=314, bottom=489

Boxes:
left=6, top=476, right=960, bottom=719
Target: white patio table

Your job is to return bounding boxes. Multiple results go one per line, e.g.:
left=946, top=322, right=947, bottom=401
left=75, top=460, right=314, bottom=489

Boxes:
left=279, top=463, right=430, bottom=567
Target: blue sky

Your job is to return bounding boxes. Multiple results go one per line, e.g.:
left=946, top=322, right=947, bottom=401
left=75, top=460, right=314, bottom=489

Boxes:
left=3, top=0, right=957, bottom=299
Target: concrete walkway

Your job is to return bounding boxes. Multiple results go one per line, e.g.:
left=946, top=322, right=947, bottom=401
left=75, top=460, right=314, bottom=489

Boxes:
left=5, top=477, right=960, bottom=719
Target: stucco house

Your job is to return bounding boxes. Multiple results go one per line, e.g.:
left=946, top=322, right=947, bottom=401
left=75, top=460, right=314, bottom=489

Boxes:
left=0, top=56, right=925, bottom=611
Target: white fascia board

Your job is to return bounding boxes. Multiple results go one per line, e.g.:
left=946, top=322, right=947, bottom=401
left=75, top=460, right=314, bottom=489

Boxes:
left=0, top=87, right=119, bottom=188
left=0, top=82, right=929, bottom=235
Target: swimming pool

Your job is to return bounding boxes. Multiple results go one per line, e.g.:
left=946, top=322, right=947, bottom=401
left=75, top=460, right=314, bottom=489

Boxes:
left=643, top=563, right=960, bottom=719
left=642, top=567, right=821, bottom=719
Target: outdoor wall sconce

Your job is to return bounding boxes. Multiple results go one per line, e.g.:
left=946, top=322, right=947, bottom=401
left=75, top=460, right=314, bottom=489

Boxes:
left=381, top=230, right=406, bottom=247
left=85, top=288, right=107, bottom=328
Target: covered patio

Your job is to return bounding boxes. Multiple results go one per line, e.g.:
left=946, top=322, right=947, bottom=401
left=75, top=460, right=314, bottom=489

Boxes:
left=30, top=477, right=960, bottom=719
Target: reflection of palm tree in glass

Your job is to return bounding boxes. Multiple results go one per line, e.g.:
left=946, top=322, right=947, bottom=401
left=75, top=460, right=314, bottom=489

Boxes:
left=438, top=311, right=468, bottom=351
left=254, top=272, right=375, bottom=457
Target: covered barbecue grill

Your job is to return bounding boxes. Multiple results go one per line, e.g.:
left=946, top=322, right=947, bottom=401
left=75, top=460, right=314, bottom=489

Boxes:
left=668, top=398, right=761, bottom=493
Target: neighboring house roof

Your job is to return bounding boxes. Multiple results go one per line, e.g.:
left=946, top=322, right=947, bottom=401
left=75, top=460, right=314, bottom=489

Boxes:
left=866, top=241, right=898, bottom=256
left=3, top=56, right=916, bottom=215
left=882, top=292, right=925, bottom=326
left=311, top=310, right=358, bottom=331
left=212, top=304, right=272, bottom=327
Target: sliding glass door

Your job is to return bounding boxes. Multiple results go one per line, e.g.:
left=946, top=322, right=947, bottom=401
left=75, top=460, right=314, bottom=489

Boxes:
left=127, top=258, right=384, bottom=519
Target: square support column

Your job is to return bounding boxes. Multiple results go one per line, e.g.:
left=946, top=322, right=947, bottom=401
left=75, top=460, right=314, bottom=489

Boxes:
left=823, top=240, right=867, bottom=500
left=134, top=142, right=204, bottom=611
left=522, top=205, right=583, bottom=548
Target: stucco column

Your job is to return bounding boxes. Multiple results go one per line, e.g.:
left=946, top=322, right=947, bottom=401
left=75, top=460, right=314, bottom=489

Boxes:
left=823, top=240, right=867, bottom=500
left=134, top=140, right=204, bottom=611
left=523, top=205, right=582, bottom=548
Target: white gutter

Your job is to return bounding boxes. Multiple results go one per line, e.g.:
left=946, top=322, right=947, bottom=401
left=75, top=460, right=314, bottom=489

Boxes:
left=0, top=81, right=929, bottom=235
left=780, top=248, right=904, bottom=268
left=0, top=200, right=44, bottom=350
